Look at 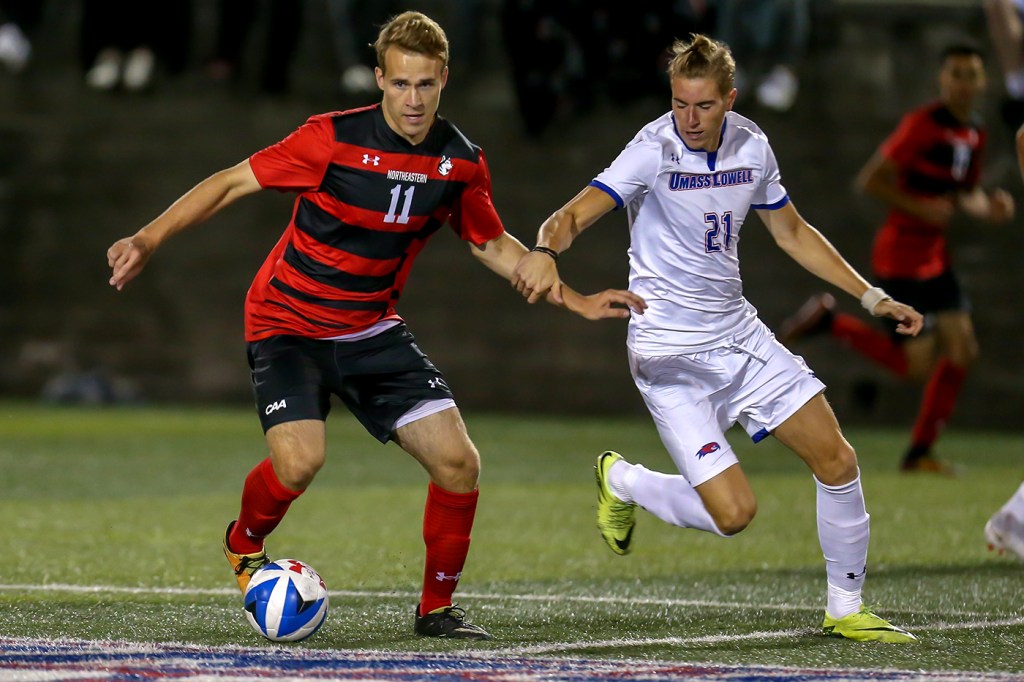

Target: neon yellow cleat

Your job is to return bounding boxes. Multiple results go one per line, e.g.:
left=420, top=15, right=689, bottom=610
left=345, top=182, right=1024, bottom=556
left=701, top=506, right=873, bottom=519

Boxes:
left=823, top=606, right=917, bottom=643
left=222, top=521, right=270, bottom=593
left=595, top=451, right=637, bottom=555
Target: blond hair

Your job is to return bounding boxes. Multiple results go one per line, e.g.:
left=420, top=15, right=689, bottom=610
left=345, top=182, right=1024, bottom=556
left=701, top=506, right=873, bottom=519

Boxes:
left=374, top=11, right=449, bottom=72
left=667, top=34, right=736, bottom=95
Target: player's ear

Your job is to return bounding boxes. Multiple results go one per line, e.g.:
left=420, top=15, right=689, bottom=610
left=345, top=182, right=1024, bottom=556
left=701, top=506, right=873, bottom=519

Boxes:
left=440, top=65, right=449, bottom=90
left=726, top=87, right=737, bottom=111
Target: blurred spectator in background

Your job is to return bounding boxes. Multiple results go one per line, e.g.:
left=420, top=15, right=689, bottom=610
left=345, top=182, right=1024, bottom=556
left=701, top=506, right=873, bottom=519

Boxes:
left=501, top=0, right=713, bottom=137
left=983, top=0, right=1024, bottom=131
left=326, top=0, right=399, bottom=95
left=205, top=0, right=302, bottom=95
left=604, top=1, right=715, bottom=106
left=713, top=0, right=809, bottom=112
left=0, top=0, right=42, bottom=73
left=81, top=0, right=191, bottom=92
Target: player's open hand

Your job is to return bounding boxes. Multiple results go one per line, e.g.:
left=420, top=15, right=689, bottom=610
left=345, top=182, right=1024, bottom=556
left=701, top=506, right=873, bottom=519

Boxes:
left=875, top=299, right=923, bottom=337
left=564, top=288, right=647, bottom=321
left=512, top=251, right=561, bottom=304
left=107, top=235, right=154, bottom=291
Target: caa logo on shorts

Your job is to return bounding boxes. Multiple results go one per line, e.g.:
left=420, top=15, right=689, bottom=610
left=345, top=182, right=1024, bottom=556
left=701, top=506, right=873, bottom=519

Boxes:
left=695, top=442, right=720, bottom=459
left=265, top=399, right=287, bottom=416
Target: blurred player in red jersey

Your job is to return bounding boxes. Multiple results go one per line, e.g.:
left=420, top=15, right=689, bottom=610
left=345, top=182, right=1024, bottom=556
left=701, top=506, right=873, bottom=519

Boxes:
left=106, top=11, right=644, bottom=640
left=781, top=44, right=1014, bottom=475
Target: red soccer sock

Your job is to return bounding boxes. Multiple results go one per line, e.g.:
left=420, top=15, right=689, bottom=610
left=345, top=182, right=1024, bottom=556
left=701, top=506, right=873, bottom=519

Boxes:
left=419, top=482, right=478, bottom=615
left=832, top=312, right=909, bottom=377
left=229, top=458, right=302, bottom=555
left=910, top=358, right=968, bottom=451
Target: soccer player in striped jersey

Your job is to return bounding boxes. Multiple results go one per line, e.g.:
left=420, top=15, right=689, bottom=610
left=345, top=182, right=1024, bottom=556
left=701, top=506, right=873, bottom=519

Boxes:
left=781, top=44, right=1014, bottom=475
left=107, top=11, right=644, bottom=641
left=512, top=34, right=922, bottom=642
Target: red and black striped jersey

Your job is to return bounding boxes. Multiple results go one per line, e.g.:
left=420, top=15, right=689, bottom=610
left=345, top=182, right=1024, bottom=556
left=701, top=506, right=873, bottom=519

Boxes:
left=244, top=104, right=505, bottom=341
left=872, top=101, right=986, bottom=280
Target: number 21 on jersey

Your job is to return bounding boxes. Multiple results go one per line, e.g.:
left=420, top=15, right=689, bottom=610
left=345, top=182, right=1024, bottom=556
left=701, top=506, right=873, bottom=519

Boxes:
left=704, top=211, right=733, bottom=253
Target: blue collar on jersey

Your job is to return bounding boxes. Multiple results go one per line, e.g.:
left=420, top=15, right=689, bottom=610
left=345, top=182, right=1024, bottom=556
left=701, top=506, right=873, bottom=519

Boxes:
left=674, top=116, right=728, bottom=172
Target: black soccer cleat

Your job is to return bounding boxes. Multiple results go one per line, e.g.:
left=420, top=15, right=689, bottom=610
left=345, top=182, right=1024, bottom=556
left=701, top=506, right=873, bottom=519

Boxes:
left=414, top=604, right=492, bottom=640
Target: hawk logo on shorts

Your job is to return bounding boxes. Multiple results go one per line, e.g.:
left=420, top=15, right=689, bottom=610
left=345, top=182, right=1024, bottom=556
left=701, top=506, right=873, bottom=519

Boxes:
left=695, top=442, right=720, bottom=459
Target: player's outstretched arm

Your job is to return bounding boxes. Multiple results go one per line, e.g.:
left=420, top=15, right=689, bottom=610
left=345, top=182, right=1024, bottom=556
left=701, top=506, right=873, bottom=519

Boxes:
left=107, top=160, right=262, bottom=291
left=758, top=201, right=922, bottom=336
left=957, top=186, right=1015, bottom=223
left=558, top=285, right=646, bottom=320
left=872, top=298, right=924, bottom=337
left=471, top=231, right=645, bottom=320
left=512, top=186, right=618, bottom=305
left=856, top=151, right=955, bottom=226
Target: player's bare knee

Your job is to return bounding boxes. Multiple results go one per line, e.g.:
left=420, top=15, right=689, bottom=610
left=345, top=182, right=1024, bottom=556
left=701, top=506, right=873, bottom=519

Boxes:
left=712, top=499, right=757, bottom=536
left=947, top=345, right=978, bottom=369
left=273, top=456, right=322, bottom=491
left=814, top=442, right=858, bottom=486
left=432, top=449, right=480, bottom=493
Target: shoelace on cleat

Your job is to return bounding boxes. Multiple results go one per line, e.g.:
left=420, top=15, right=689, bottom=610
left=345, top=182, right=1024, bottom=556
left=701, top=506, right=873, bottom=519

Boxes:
left=235, top=554, right=269, bottom=576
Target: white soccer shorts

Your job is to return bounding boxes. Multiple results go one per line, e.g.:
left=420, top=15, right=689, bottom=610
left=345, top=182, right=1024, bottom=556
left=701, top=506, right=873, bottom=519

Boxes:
left=628, top=320, right=826, bottom=486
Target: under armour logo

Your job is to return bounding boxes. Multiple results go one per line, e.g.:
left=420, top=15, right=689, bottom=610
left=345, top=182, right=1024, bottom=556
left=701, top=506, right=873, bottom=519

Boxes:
left=363, top=154, right=380, bottom=166
left=669, top=153, right=681, bottom=164
left=428, top=378, right=449, bottom=391
left=435, top=571, right=461, bottom=582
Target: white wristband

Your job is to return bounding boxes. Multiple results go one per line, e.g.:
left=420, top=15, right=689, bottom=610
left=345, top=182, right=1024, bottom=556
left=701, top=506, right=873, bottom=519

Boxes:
left=860, top=286, right=892, bottom=316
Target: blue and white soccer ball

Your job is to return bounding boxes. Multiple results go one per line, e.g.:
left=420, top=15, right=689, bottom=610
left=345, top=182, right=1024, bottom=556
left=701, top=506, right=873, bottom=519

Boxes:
left=243, top=559, right=329, bottom=642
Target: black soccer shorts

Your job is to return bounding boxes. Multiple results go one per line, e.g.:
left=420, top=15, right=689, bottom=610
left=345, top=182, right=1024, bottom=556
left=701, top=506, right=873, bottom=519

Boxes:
left=246, top=324, right=456, bottom=442
left=875, top=269, right=971, bottom=340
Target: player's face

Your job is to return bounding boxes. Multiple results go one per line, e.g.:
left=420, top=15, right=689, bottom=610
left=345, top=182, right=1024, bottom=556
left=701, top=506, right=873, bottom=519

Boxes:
left=670, top=76, right=736, bottom=152
left=376, top=47, right=448, bottom=145
left=939, top=54, right=985, bottom=119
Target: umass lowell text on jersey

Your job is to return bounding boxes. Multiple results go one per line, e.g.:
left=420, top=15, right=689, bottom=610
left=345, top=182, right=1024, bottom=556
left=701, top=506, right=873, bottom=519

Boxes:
left=668, top=169, right=754, bottom=191
left=245, top=104, right=504, bottom=341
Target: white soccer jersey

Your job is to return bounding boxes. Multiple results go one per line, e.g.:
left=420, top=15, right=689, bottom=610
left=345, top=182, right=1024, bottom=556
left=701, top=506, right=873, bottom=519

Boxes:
left=592, top=110, right=789, bottom=355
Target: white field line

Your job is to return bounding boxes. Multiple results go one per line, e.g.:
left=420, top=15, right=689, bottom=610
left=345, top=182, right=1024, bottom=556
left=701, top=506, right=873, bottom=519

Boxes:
left=0, top=583, right=997, bottom=619
left=486, top=616, right=1024, bottom=656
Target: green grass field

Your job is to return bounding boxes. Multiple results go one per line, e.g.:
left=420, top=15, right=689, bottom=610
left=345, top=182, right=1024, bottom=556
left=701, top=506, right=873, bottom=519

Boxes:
left=1, top=402, right=1022, bottom=674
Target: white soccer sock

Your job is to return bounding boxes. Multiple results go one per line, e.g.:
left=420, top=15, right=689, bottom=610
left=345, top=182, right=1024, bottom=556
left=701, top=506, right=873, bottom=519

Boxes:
left=614, top=461, right=726, bottom=536
left=606, top=459, right=634, bottom=502
left=815, top=471, right=870, bottom=619
left=826, top=584, right=862, bottom=620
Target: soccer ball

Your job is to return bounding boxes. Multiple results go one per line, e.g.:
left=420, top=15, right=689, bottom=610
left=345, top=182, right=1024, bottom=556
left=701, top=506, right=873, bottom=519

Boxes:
left=243, top=559, right=329, bottom=642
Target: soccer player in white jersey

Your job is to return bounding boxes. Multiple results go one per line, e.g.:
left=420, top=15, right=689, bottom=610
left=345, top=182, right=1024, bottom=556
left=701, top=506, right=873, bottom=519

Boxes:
left=512, top=34, right=924, bottom=642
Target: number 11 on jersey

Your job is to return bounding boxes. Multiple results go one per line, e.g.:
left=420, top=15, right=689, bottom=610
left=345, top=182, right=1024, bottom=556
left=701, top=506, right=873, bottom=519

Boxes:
left=384, top=184, right=415, bottom=224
